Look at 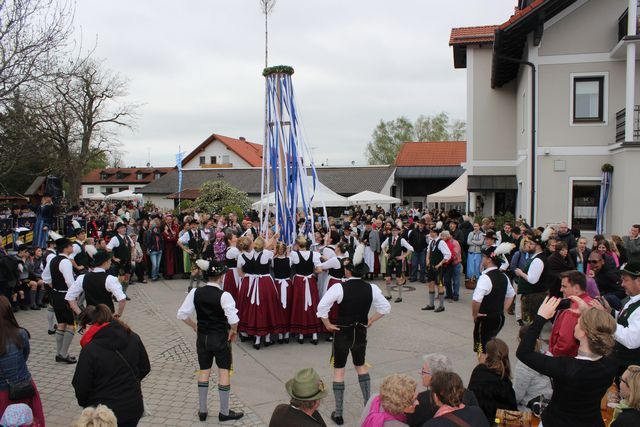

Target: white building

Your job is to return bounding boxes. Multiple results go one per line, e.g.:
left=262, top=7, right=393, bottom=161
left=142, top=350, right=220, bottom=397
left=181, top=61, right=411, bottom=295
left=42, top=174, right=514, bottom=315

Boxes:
left=181, top=133, right=263, bottom=169
left=81, top=167, right=173, bottom=199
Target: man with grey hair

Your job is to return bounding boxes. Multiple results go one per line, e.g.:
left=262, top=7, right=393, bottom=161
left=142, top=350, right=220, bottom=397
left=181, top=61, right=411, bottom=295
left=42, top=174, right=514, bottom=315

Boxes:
left=406, top=354, right=479, bottom=427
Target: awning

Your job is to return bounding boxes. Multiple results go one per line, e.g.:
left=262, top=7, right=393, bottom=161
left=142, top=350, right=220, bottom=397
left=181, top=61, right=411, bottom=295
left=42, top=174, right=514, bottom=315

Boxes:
left=395, top=166, right=464, bottom=179
left=347, top=191, right=401, bottom=205
left=467, top=175, right=517, bottom=192
left=427, top=172, right=468, bottom=204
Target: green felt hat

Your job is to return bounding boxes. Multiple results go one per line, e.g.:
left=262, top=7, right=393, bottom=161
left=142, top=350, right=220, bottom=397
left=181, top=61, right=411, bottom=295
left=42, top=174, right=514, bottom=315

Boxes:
left=284, top=368, right=327, bottom=401
left=621, top=262, right=640, bottom=277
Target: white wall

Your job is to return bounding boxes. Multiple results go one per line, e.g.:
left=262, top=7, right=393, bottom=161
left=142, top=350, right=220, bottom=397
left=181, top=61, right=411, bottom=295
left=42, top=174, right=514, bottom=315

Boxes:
left=182, top=139, right=254, bottom=169
left=145, top=195, right=174, bottom=210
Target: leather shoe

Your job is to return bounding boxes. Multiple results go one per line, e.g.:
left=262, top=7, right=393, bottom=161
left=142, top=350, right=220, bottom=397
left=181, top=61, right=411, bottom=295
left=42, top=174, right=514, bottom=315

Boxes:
left=218, top=409, right=244, bottom=421
left=55, top=354, right=77, bottom=364
left=331, top=411, right=344, bottom=425
left=253, top=342, right=261, bottom=350
left=30, top=305, right=41, bottom=310
left=264, top=340, right=273, bottom=347
left=283, top=337, right=290, bottom=344
left=311, top=339, right=318, bottom=345
left=394, top=297, right=402, bottom=303
left=297, top=337, right=304, bottom=344
left=435, top=306, right=445, bottom=313
left=421, top=305, right=435, bottom=311
left=384, top=295, right=392, bottom=300
left=198, top=412, right=207, bottom=421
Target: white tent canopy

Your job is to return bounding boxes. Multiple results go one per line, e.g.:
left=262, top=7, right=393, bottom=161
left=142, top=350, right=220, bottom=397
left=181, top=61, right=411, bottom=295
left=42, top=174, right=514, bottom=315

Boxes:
left=88, top=192, right=106, bottom=201
left=252, top=178, right=350, bottom=209
left=426, top=172, right=468, bottom=204
left=105, top=190, right=144, bottom=201
left=347, top=190, right=400, bottom=205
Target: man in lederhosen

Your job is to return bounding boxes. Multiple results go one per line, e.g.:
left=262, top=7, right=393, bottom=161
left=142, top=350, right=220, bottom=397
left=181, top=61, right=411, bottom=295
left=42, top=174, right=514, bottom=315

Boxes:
left=472, top=244, right=516, bottom=357
left=380, top=225, right=414, bottom=302
left=514, top=235, right=548, bottom=323
left=423, top=228, right=451, bottom=313
left=41, top=237, right=77, bottom=364
left=178, top=219, right=208, bottom=292
left=66, top=251, right=127, bottom=318
left=70, top=224, right=90, bottom=275
left=177, top=259, right=244, bottom=423
left=106, top=222, right=133, bottom=300
left=316, top=244, right=391, bottom=426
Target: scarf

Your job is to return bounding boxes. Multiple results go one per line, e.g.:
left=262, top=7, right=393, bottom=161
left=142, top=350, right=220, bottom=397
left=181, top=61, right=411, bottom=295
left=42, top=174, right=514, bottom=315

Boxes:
left=434, top=403, right=465, bottom=418
left=361, top=395, right=407, bottom=427
left=80, top=322, right=110, bottom=348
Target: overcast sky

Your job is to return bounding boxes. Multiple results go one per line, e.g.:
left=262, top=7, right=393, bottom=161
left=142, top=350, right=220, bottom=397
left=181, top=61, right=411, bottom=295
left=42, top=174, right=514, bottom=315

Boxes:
left=74, top=0, right=515, bottom=168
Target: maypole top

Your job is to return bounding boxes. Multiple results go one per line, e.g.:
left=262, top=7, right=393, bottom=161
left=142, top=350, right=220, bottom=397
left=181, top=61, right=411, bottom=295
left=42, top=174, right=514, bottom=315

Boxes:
left=263, top=65, right=295, bottom=77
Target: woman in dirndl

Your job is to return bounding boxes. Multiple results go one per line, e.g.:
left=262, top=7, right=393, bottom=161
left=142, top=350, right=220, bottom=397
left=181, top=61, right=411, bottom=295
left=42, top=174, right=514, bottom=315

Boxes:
left=272, top=241, right=292, bottom=344
left=235, top=236, right=254, bottom=342
left=222, top=232, right=241, bottom=303
left=289, top=236, right=322, bottom=345
left=315, top=241, right=347, bottom=341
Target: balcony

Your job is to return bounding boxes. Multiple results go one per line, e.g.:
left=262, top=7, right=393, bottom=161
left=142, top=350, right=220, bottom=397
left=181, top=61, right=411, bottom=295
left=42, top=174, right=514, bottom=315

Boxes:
left=618, top=8, right=640, bottom=42
left=199, top=163, right=233, bottom=169
left=615, top=106, right=640, bottom=143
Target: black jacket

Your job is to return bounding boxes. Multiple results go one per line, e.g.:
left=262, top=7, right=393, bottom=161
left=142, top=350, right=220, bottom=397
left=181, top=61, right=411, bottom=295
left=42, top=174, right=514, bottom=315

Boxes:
left=611, top=408, right=640, bottom=427
left=467, top=364, right=517, bottom=425
left=546, top=252, right=575, bottom=298
left=423, top=406, right=489, bottom=427
left=406, top=388, right=478, bottom=427
left=72, top=321, right=151, bottom=423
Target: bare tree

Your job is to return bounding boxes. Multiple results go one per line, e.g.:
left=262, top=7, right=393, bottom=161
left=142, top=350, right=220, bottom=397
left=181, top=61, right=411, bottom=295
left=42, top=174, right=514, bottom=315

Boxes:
left=259, top=0, right=277, bottom=67
left=0, top=0, right=72, bottom=101
left=33, top=58, right=137, bottom=202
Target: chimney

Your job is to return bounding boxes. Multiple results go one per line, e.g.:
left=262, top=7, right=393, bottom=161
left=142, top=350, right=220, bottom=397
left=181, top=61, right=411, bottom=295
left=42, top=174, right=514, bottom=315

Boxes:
left=239, top=136, right=246, bottom=141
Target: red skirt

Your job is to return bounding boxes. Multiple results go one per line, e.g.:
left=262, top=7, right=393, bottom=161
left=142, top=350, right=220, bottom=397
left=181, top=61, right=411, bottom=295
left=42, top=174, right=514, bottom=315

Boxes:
left=274, top=278, right=292, bottom=332
left=0, top=380, right=45, bottom=426
left=289, top=275, right=320, bottom=335
left=327, top=277, right=342, bottom=324
left=238, top=275, right=287, bottom=336
left=223, top=268, right=240, bottom=303
left=373, top=251, right=381, bottom=274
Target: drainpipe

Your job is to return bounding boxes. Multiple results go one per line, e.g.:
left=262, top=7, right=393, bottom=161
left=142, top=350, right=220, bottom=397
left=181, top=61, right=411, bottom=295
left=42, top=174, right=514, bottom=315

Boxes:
left=625, top=0, right=637, bottom=142
left=496, top=55, right=537, bottom=225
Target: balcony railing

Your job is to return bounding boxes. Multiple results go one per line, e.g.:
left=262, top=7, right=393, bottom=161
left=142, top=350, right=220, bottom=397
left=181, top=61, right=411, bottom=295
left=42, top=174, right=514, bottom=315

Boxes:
left=615, top=106, right=640, bottom=143
left=618, top=8, right=640, bottom=41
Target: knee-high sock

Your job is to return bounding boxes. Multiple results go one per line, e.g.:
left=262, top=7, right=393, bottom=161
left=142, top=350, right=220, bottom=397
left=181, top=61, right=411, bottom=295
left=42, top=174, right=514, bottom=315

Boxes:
left=47, top=307, right=56, bottom=330
left=333, top=381, right=345, bottom=417
left=218, top=384, right=230, bottom=416
left=429, top=291, right=435, bottom=306
left=198, top=381, right=208, bottom=413
left=385, top=283, right=392, bottom=297
left=438, top=293, right=445, bottom=308
left=61, top=330, right=74, bottom=358
left=36, top=289, right=44, bottom=305
left=397, top=284, right=403, bottom=299
left=358, top=373, right=371, bottom=405
left=29, top=290, right=37, bottom=307
left=55, top=330, right=64, bottom=355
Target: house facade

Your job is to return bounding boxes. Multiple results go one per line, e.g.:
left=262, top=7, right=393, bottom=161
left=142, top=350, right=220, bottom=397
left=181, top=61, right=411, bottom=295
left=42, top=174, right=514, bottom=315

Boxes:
left=81, top=167, right=173, bottom=198
left=181, top=134, right=263, bottom=169
left=451, top=0, right=640, bottom=235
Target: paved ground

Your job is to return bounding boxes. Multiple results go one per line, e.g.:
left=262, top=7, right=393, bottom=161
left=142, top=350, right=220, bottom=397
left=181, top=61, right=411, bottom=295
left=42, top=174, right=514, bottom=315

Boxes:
left=18, top=277, right=520, bottom=426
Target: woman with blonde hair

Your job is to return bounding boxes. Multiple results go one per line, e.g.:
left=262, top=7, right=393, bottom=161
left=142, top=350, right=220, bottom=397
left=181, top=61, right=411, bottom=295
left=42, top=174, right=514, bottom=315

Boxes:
left=359, top=374, right=418, bottom=426
left=272, top=241, right=292, bottom=344
left=235, top=236, right=254, bottom=341
left=289, top=236, right=322, bottom=345
left=516, top=297, right=618, bottom=427
left=611, top=365, right=640, bottom=426
left=73, top=404, right=117, bottom=427
left=468, top=338, right=517, bottom=423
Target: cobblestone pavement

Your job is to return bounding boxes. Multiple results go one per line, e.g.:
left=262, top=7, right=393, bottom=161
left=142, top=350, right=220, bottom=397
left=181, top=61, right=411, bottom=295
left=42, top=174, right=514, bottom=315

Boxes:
left=18, top=277, right=520, bottom=426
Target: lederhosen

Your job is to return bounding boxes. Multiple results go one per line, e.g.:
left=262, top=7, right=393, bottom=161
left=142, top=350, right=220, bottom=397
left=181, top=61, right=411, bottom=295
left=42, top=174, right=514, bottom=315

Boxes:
left=384, top=236, right=404, bottom=278
left=82, top=271, right=115, bottom=312
left=473, top=269, right=508, bottom=354
left=614, top=298, right=640, bottom=376
left=49, top=256, right=75, bottom=324
left=194, top=285, right=232, bottom=370
left=112, top=234, right=132, bottom=275
left=518, top=253, right=548, bottom=323
left=188, top=230, right=204, bottom=270
left=331, top=278, right=373, bottom=369
left=344, top=235, right=356, bottom=259
left=73, top=241, right=90, bottom=274
left=428, top=239, right=444, bottom=284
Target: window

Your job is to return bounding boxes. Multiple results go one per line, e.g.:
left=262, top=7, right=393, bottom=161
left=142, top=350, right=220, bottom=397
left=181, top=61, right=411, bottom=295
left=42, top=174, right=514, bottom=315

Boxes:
left=116, top=172, right=125, bottom=179
left=87, top=187, right=94, bottom=194
left=100, top=173, right=108, bottom=180
left=199, top=156, right=205, bottom=165
left=494, top=191, right=516, bottom=215
left=136, top=173, right=144, bottom=180
left=210, top=156, right=217, bottom=164
left=154, top=173, right=161, bottom=179
left=222, top=155, right=230, bottom=164
left=571, top=181, right=601, bottom=232
left=573, top=76, right=604, bottom=122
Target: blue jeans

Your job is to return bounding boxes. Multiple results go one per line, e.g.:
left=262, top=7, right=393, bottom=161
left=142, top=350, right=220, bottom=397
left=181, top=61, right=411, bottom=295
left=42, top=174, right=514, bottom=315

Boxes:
left=466, top=252, right=481, bottom=279
left=149, top=251, right=162, bottom=279
left=451, top=263, right=462, bottom=298
left=410, top=249, right=426, bottom=282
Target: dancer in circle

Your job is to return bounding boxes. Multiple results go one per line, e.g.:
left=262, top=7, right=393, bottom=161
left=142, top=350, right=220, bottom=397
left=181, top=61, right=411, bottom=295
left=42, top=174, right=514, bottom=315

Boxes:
left=272, top=241, right=292, bottom=344
left=290, top=236, right=322, bottom=345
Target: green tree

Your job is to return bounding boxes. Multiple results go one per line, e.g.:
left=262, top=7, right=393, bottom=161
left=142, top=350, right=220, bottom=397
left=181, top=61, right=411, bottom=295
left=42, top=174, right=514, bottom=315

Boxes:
left=365, top=112, right=466, bottom=165
left=193, top=181, right=251, bottom=215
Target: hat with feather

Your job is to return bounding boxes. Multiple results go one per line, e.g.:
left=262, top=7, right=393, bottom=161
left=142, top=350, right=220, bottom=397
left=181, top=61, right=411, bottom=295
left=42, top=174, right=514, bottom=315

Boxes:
left=195, top=259, right=228, bottom=280
left=482, top=242, right=515, bottom=266
left=344, top=243, right=369, bottom=277
left=72, top=220, right=85, bottom=236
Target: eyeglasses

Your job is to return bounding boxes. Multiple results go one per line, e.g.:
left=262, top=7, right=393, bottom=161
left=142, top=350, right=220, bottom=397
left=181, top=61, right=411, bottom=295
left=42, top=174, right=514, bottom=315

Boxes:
left=620, top=378, right=629, bottom=386
left=419, top=369, right=432, bottom=376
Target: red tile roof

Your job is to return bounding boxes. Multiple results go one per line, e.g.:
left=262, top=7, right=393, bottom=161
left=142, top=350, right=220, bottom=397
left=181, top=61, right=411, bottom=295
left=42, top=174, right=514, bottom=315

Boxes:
left=499, top=0, right=546, bottom=30
left=449, top=25, right=499, bottom=46
left=182, top=134, right=263, bottom=168
left=81, top=167, right=174, bottom=184
left=395, top=141, right=466, bottom=167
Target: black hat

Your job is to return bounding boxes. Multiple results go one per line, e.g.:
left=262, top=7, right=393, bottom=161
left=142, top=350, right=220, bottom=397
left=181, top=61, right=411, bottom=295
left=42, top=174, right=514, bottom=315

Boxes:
left=343, top=225, right=351, bottom=232
left=530, top=235, right=543, bottom=246
left=484, top=230, right=497, bottom=240
left=115, top=222, right=126, bottom=230
left=344, top=244, right=369, bottom=277
left=55, top=238, right=72, bottom=251
left=74, top=228, right=86, bottom=236
left=91, top=251, right=112, bottom=267
left=17, top=244, right=30, bottom=252
left=621, top=262, right=640, bottom=277
left=391, top=225, right=401, bottom=231
left=197, top=259, right=228, bottom=279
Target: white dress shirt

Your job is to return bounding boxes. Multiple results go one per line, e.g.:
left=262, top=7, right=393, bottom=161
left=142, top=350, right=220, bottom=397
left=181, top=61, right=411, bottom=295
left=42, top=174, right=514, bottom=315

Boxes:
left=426, top=238, right=452, bottom=261
left=176, top=282, right=239, bottom=325
left=65, top=267, right=126, bottom=302
left=70, top=240, right=85, bottom=260
left=380, top=237, right=414, bottom=253
left=318, top=256, right=344, bottom=271
left=316, top=280, right=391, bottom=319
left=178, top=229, right=208, bottom=245
left=106, top=234, right=129, bottom=250
left=41, top=254, right=74, bottom=289
left=615, top=294, right=640, bottom=350
left=525, top=254, right=545, bottom=284
left=472, top=266, right=516, bottom=303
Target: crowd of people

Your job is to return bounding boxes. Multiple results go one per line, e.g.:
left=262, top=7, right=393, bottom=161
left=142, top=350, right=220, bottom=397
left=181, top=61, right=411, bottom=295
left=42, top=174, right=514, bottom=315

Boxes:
left=0, top=196, right=639, bottom=426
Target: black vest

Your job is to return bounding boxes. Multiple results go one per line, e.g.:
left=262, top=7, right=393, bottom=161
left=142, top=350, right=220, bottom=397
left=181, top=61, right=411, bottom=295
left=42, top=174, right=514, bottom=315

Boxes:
left=73, top=241, right=90, bottom=268
left=83, top=271, right=115, bottom=312
left=194, top=285, right=228, bottom=334
left=188, top=230, right=203, bottom=253
left=328, top=257, right=345, bottom=279
left=295, top=251, right=314, bottom=276
left=240, top=253, right=255, bottom=274
left=409, top=228, right=427, bottom=252
left=337, top=278, right=373, bottom=325
left=225, top=247, right=237, bottom=268
left=479, top=269, right=509, bottom=315
left=615, top=299, right=640, bottom=368
left=273, top=257, right=291, bottom=280
left=387, top=236, right=404, bottom=258
left=50, top=256, right=69, bottom=291
left=429, top=239, right=444, bottom=265
left=253, top=252, right=270, bottom=275
left=113, top=234, right=130, bottom=263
